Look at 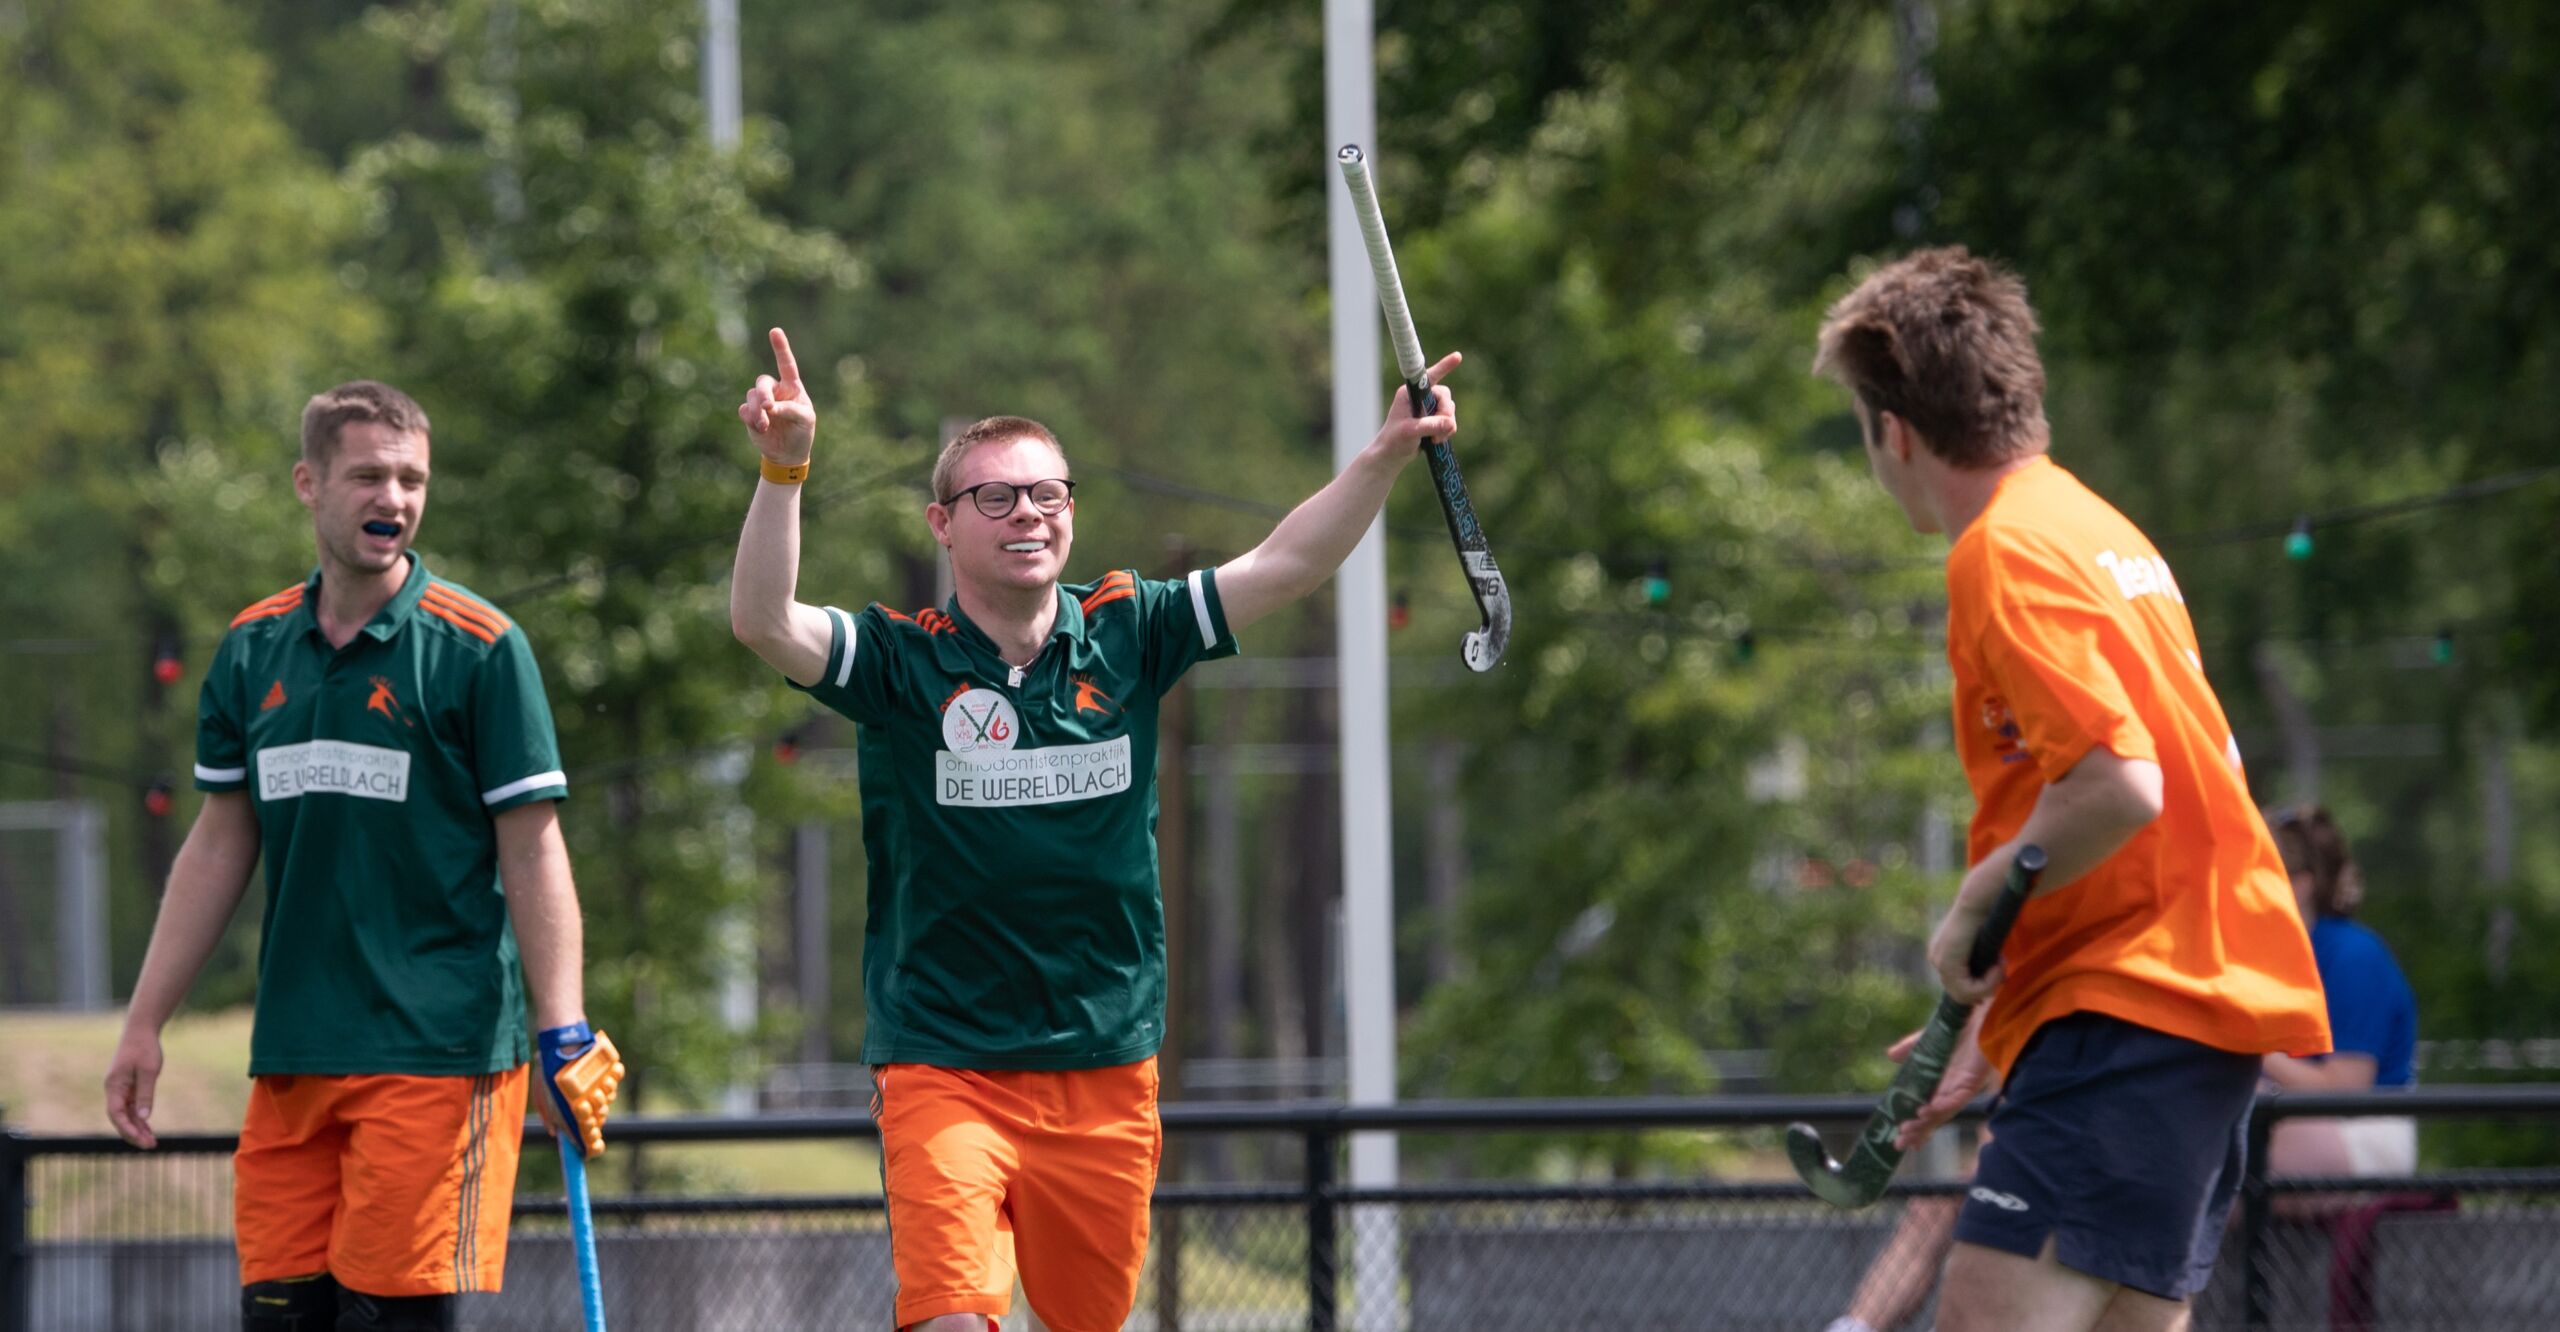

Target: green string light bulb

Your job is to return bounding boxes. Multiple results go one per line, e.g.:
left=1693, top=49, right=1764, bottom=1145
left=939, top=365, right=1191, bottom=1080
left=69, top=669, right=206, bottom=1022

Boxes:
left=1641, top=558, right=1671, bottom=606
left=2283, top=515, right=2314, bottom=561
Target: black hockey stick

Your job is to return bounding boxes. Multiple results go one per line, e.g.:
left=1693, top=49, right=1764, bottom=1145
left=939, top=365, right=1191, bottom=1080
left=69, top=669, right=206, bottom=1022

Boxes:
left=1788, top=844, right=2048, bottom=1209
left=1335, top=145, right=1511, bottom=673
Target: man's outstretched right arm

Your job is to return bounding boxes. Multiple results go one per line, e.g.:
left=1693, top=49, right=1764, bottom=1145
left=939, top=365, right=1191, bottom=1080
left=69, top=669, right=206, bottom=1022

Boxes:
left=730, top=326, right=835, bottom=687
left=106, top=791, right=260, bottom=1148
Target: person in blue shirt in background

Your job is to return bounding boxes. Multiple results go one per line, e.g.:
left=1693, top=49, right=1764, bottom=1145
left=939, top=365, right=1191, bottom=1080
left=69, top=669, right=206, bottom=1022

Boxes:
left=2261, top=804, right=2420, bottom=1184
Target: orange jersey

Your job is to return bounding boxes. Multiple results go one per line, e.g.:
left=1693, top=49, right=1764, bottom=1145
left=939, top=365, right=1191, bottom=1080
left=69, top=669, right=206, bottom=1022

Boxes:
left=1946, top=458, right=2329, bottom=1075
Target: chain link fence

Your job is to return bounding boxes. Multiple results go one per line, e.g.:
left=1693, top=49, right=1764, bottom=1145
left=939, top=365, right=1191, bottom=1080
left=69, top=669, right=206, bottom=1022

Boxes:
left=8, top=1089, right=2557, bottom=1330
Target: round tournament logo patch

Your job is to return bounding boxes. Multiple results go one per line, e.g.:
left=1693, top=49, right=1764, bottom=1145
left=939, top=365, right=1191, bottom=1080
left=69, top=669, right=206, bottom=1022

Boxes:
left=941, top=686, right=1021, bottom=755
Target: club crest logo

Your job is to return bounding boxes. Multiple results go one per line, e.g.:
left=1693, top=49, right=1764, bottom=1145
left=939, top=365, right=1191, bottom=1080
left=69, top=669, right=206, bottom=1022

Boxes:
left=941, top=686, right=1020, bottom=755
left=1072, top=675, right=1119, bottom=717
left=366, top=675, right=415, bottom=729
left=1979, top=695, right=2029, bottom=765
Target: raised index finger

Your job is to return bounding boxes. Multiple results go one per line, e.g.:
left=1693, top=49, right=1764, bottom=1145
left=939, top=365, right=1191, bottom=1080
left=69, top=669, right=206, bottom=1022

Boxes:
left=1423, top=350, right=1464, bottom=386
left=769, top=327, right=802, bottom=393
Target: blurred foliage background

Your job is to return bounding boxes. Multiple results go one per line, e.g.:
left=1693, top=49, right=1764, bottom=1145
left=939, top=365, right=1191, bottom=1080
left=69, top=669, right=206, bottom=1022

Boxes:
left=3, top=0, right=2554, bottom=1172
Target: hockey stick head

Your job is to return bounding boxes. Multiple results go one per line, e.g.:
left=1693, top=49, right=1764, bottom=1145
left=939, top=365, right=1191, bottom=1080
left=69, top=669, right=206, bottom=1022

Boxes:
left=1788, top=846, right=2049, bottom=1210
left=1786, top=1122, right=1893, bottom=1209
left=1462, top=570, right=1510, bottom=672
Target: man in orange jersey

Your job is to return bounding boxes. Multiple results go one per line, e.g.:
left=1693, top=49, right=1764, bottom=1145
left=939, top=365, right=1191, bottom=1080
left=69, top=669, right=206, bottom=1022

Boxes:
left=728, top=329, right=1460, bottom=1331
left=102, top=381, right=619, bottom=1332
left=1813, top=249, right=2330, bottom=1332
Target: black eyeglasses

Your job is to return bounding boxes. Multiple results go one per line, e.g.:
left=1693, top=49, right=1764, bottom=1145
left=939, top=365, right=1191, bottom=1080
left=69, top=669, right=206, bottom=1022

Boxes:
left=943, top=478, right=1075, bottom=519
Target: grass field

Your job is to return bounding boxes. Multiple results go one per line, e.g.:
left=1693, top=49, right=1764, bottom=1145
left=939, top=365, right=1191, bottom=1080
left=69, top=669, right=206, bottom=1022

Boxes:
left=0, top=1006, right=888, bottom=1199
left=0, top=1007, right=254, bottom=1135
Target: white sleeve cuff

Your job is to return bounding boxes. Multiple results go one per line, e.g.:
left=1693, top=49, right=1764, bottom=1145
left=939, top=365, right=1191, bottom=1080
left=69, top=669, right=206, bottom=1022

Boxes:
left=827, top=605, right=857, bottom=687
left=481, top=771, right=567, bottom=805
left=1186, top=570, right=1216, bottom=648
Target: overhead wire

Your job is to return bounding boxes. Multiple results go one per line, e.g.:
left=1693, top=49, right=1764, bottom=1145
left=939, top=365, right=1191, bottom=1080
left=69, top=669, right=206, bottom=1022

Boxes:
left=4, top=461, right=2546, bottom=791
left=7, top=456, right=2550, bottom=661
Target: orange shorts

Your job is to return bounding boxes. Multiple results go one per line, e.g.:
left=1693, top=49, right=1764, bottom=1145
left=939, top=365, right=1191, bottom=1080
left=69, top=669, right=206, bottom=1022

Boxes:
left=233, top=1068, right=527, bottom=1296
left=874, top=1058, right=1161, bottom=1331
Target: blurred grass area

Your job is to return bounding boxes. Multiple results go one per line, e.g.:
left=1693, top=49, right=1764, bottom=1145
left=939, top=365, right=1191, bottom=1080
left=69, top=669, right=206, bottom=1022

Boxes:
left=0, top=1008, right=885, bottom=1195
left=0, top=1007, right=253, bottom=1134
left=575, top=1136, right=885, bottom=1198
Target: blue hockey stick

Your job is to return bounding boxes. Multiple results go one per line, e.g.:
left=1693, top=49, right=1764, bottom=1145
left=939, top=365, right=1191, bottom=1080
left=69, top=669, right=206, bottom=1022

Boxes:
left=560, top=1145, right=607, bottom=1332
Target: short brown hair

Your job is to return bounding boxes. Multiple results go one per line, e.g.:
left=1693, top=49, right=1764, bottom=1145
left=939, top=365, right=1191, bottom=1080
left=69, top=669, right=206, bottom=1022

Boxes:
left=2268, top=803, right=2364, bottom=918
left=932, top=415, right=1067, bottom=503
left=301, top=380, right=430, bottom=471
left=1814, top=246, right=2048, bottom=468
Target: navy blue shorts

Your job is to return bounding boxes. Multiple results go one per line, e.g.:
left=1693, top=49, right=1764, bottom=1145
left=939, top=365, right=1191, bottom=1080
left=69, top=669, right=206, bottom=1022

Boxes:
left=1955, top=1011, right=2262, bottom=1301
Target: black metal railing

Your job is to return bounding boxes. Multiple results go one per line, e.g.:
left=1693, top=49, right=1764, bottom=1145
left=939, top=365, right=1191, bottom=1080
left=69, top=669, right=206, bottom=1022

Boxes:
left=7, top=1086, right=2557, bottom=1331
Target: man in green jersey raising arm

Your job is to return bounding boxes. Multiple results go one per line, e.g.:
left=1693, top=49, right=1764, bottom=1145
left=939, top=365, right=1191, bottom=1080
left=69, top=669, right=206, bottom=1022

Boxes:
left=728, top=327, right=1459, bottom=1332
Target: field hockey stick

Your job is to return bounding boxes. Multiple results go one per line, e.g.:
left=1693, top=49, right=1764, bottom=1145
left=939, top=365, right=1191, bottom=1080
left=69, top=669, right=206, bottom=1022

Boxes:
left=543, top=1027, right=623, bottom=1332
left=1335, top=144, right=1511, bottom=673
left=560, top=1146, right=608, bottom=1332
left=1787, top=844, right=2047, bottom=1209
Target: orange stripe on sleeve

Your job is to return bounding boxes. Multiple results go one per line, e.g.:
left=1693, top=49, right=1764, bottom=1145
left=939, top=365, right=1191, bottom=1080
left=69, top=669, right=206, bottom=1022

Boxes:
left=1079, top=572, right=1135, bottom=611
left=423, top=585, right=511, bottom=631
left=230, top=585, right=306, bottom=627
left=422, top=594, right=509, bottom=640
left=422, top=603, right=501, bottom=643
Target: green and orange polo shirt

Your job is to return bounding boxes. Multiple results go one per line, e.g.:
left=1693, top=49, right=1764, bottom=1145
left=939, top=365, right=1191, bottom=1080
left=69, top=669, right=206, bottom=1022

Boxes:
left=791, top=569, right=1238, bottom=1070
left=195, top=555, right=567, bottom=1076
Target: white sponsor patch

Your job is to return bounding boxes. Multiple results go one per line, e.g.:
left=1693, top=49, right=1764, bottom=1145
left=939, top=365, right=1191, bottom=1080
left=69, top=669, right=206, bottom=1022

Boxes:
left=255, top=740, right=413, bottom=804
left=938, top=736, right=1132, bottom=808
left=940, top=687, right=1020, bottom=754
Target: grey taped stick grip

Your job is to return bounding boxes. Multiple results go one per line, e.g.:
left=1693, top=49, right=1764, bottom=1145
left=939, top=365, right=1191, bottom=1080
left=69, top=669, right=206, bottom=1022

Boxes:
left=1336, top=146, right=1430, bottom=384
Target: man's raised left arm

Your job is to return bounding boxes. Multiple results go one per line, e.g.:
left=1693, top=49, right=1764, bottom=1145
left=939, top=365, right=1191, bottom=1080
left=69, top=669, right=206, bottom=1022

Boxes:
left=1215, top=352, right=1460, bottom=633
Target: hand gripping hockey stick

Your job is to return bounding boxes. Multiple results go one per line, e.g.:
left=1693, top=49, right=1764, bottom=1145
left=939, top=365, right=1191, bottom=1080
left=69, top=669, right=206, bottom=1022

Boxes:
left=1788, top=844, right=2047, bottom=1209
left=1335, top=145, right=1511, bottom=672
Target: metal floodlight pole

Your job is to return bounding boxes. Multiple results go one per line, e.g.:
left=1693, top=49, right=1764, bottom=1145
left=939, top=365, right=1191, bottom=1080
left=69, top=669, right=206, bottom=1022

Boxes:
left=1323, top=2, right=1401, bottom=1329
left=702, top=0, right=741, bottom=150
left=703, top=0, right=746, bottom=347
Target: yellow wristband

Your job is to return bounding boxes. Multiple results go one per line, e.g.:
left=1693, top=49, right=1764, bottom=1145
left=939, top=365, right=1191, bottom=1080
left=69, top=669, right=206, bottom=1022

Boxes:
left=760, top=457, right=810, bottom=485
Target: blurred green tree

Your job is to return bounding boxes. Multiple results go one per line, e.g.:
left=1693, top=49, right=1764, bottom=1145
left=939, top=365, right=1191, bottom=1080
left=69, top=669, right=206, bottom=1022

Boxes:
left=1208, top=2, right=1971, bottom=1172
left=312, top=0, right=858, bottom=1109
left=0, top=0, right=376, bottom=1002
